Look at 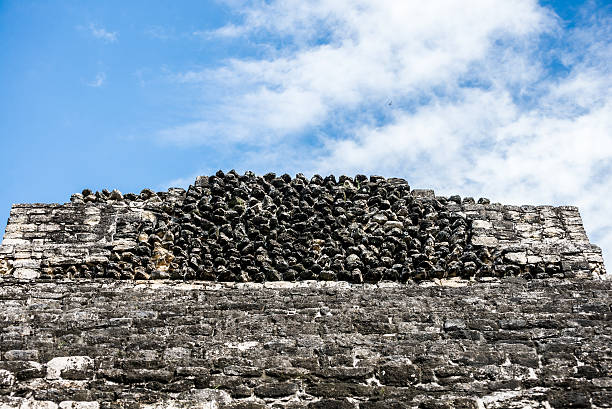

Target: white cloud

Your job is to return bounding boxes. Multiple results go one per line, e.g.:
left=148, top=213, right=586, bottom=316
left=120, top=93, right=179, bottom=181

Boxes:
left=161, top=1, right=611, bottom=267
left=195, top=24, right=246, bottom=39
left=166, top=0, right=553, bottom=142
left=145, top=26, right=172, bottom=40
left=159, top=85, right=327, bottom=145
left=87, top=72, right=106, bottom=87
left=89, top=23, right=118, bottom=43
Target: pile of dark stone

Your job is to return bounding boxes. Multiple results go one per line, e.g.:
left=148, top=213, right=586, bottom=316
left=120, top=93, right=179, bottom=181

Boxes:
left=174, top=170, right=467, bottom=283
left=66, top=170, right=515, bottom=282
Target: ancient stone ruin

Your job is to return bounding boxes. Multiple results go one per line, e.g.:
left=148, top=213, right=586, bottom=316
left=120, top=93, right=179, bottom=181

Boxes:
left=0, top=171, right=610, bottom=408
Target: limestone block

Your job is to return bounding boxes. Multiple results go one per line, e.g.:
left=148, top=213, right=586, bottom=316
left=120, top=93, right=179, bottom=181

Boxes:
left=88, top=246, right=111, bottom=256
left=444, top=319, right=467, bottom=331
left=585, top=252, right=604, bottom=264
left=537, top=205, right=556, bottom=215
left=504, top=252, right=527, bottom=264
left=464, top=210, right=484, bottom=219
left=471, top=236, right=498, bottom=247
left=1, top=238, right=29, bottom=246
left=38, top=224, right=61, bottom=232
left=9, top=205, right=29, bottom=213
left=541, top=227, right=564, bottom=238
left=527, top=255, right=543, bottom=264
left=472, top=219, right=493, bottom=230
left=371, top=213, right=387, bottom=224
left=484, top=211, right=503, bottom=221
left=20, top=400, right=58, bottom=409
left=23, top=232, right=47, bottom=240
left=523, top=213, right=541, bottom=223
left=592, top=378, right=612, bottom=388
left=0, top=369, right=15, bottom=387
left=563, top=216, right=585, bottom=226
left=493, top=220, right=514, bottom=230
left=13, top=248, right=34, bottom=258
left=163, top=347, right=191, bottom=362
left=6, top=223, right=38, bottom=233
left=566, top=224, right=587, bottom=234
left=47, top=256, right=78, bottom=266
left=0, top=259, right=10, bottom=275
left=519, top=230, right=543, bottom=240
left=568, top=232, right=589, bottom=242
left=515, top=223, right=534, bottom=232
left=83, top=214, right=101, bottom=226
left=411, top=189, right=435, bottom=198
left=13, top=268, right=40, bottom=279
left=3, top=350, right=39, bottom=361
left=141, top=211, right=157, bottom=224
left=75, top=233, right=98, bottom=242
left=557, top=205, right=580, bottom=213
left=56, top=246, right=86, bottom=258
left=46, top=356, right=94, bottom=380
left=11, top=259, right=41, bottom=269
left=84, top=255, right=109, bottom=264
left=58, top=402, right=99, bottom=409
left=29, top=214, right=52, bottom=223
left=503, top=210, right=521, bottom=222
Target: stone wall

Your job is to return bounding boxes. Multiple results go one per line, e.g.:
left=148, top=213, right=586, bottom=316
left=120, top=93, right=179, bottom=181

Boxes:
left=0, top=171, right=606, bottom=281
left=0, top=278, right=610, bottom=408
left=0, top=171, right=610, bottom=408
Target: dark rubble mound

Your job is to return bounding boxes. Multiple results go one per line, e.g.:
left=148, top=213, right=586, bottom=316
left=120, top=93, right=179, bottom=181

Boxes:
left=0, top=170, right=606, bottom=281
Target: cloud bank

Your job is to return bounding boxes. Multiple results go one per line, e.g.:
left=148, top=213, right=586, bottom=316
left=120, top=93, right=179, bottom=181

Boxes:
left=160, top=0, right=612, bottom=266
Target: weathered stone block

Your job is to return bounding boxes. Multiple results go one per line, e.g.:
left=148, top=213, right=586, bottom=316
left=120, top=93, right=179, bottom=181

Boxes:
left=13, top=268, right=40, bottom=279
left=472, top=220, right=493, bottom=229
left=471, top=236, right=498, bottom=247
left=504, top=252, right=527, bottom=264
left=0, top=369, right=15, bottom=388
left=3, top=350, right=39, bottom=361
left=46, top=356, right=94, bottom=380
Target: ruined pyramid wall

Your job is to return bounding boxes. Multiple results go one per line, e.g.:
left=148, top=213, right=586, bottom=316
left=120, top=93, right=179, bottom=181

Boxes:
left=0, top=171, right=606, bottom=282
left=0, top=278, right=611, bottom=408
left=0, top=171, right=609, bottom=409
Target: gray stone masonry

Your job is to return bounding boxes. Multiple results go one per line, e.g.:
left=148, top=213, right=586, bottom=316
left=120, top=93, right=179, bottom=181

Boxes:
left=0, top=171, right=606, bottom=281
left=0, top=278, right=610, bottom=408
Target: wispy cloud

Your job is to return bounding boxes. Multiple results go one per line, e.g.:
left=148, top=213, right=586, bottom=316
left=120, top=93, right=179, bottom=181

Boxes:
left=160, top=0, right=612, bottom=266
left=87, top=72, right=106, bottom=87
left=195, top=24, right=245, bottom=39
left=88, top=23, right=118, bottom=43
left=145, top=25, right=173, bottom=40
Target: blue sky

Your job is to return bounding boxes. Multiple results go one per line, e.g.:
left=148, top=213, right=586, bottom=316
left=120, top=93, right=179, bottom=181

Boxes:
left=1, top=0, right=610, bottom=267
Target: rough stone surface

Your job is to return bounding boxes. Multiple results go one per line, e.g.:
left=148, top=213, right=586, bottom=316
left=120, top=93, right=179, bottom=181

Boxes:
left=0, top=171, right=609, bottom=408
left=0, top=172, right=606, bottom=282
left=0, top=278, right=610, bottom=408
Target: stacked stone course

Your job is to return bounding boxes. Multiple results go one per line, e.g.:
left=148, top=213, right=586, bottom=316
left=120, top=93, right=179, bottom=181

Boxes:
left=0, top=170, right=606, bottom=282
left=0, top=279, right=611, bottom=408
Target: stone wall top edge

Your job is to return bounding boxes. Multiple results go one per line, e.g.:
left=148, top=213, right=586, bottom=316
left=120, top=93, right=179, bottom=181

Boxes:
left=11, top=203, right=64, bottom=208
